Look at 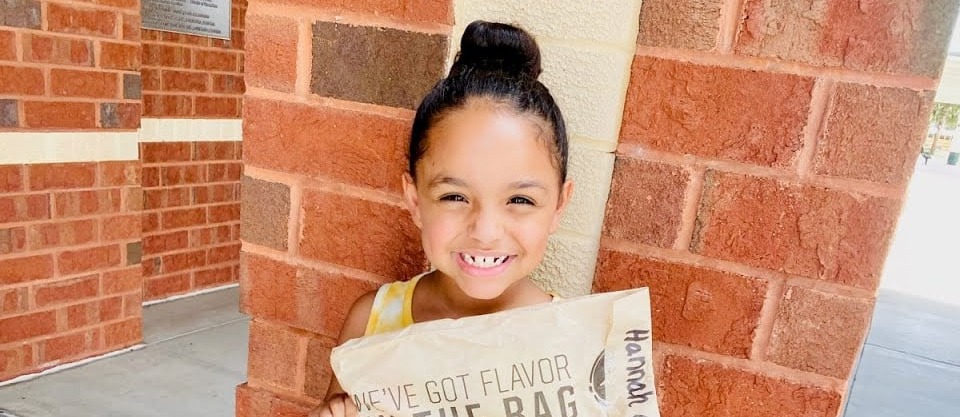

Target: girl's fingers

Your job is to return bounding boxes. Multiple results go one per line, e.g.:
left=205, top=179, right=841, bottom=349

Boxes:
left=343, top=395, right=359, bottom=417
left=308, top=394, right=356, bottom=417
left=311, top=405, right=332, bottom=417
left=329, top=395, right=345, bottom=417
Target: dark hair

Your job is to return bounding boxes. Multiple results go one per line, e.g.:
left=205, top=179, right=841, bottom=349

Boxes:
left=408, top=20, right=569, bottom=183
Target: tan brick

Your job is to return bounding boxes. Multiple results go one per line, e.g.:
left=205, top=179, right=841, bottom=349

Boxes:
left=815, top=84, right=934, bottom=185
left=603, top=157, right=690, bottom=248
left=768, top=286, right=874, bottom=378
left=245, top=14, right=297, bottom=92
left=247, top=320, right=300, bottom=390
left=239, top=176, right=289, bottom=250
left=310, top=22, right=447, bottom=109
left=637, top=0, right=722, bottom=50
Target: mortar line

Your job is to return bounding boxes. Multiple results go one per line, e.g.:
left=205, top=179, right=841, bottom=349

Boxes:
left=749, top=276, right=786, bottom=361
left=717, top=0, right=746, bottom=53
left=797, top=79, right=836, bottom=179
left=673, top=166, right=706, bottom=251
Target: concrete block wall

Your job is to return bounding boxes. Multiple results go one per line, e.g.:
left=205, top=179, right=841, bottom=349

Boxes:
left=237, top=1, right=451, bottom=414
left=595, top=1, right=957, bottom=416
left=0, top=0, right=144, bottom=380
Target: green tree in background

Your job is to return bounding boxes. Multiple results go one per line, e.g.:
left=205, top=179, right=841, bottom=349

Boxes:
left=926, top=102, right=960, bottom=163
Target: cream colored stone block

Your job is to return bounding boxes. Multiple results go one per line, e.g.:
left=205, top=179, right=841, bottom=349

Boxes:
left=453, top=0, right=642, bottom=47
left=560, top=141, right=614, bottom=237
left=531, top=233, right=599, bottom=297
left=540, top=43, right=634, bottom=146
left=0, top=132, right=139, bottom=164
left=450, top=1, right=640, bottom=144
left=139, top=119, right=244, bottom=142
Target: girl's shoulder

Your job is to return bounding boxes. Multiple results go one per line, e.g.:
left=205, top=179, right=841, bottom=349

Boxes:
left=335, top=273, right=425, bottom=343
left=363, top=273, right=427, bottom=336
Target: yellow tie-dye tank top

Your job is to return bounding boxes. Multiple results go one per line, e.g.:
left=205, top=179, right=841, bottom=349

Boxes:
left=363, top=273, right=425, bottom=336
left=363, top=273, right=562, bottom=336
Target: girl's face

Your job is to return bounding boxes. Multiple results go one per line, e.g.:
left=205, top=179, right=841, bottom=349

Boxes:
left=403, top=100, right=573, bottom=300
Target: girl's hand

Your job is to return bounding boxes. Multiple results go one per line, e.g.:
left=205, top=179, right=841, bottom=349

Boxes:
left=310, top=393, right=359, bottom=417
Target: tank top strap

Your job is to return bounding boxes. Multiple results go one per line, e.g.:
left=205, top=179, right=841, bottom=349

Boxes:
left=363, top=273, right=425, bottom=336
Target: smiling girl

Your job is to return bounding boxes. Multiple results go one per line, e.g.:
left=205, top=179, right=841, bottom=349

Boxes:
left=314, top=20, right=574, bottom=417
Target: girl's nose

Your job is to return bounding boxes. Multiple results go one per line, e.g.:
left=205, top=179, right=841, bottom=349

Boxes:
left=468, top=205, right=504, bottom=244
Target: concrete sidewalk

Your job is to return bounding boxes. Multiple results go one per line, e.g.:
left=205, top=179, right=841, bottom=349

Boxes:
left=0, top=287, right=248, bottom=417
left=845, top=289, right=960, bottom=417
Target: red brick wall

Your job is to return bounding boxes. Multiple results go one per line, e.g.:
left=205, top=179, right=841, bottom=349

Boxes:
left=0, top=162, right=143, bottom=380
left=597, top=1, right=956, bottom=416
left=140, top=0, right=246, bottom=118
left=138, top=0, right=246, bottom=301
left=140, top=141, right=242, bottom=301
left=237, top=1, right=450, bottom=414
left=1, top=0, right=144, bottom=381
left=0, top=0, right=141, bottom=129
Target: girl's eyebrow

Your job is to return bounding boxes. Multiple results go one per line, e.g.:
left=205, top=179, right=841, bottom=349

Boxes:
left=428, top=176, right=468, bottom=188
left=428, top=176, right=546, bottom=190
left=510, top=180, right=546, bottom=190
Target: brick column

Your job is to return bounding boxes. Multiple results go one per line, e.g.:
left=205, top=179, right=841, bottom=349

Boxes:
left=238, top=2, right=451, bottom=415
left=596, top=1, right=958, bottom=416
left=0, top=0, right=143, bottom=381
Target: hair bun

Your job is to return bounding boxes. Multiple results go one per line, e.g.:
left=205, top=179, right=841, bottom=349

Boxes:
left=449, top=20, right=542, bottom=80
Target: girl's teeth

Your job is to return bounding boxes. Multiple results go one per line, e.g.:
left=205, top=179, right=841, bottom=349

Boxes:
left=463, top=254, right=507, bottom=269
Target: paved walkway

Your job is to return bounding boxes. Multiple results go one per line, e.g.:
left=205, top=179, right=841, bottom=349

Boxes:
left=845, top=290, right=960, bottom=417
left=0, top=288, right=248, bottom=417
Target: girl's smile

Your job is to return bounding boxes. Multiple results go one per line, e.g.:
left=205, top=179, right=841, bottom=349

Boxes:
left=455, top=252, right=515, bottom=277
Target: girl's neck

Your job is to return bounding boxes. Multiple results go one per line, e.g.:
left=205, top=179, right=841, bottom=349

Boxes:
left=421, top=271, right=543, bottom=319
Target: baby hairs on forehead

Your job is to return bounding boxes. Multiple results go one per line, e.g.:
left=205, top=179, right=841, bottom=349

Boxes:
left=408, top=20, right=569, bottom=185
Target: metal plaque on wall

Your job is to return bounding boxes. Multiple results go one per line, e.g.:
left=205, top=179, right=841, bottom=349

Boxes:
left=142, top=0, right=231, bottom=40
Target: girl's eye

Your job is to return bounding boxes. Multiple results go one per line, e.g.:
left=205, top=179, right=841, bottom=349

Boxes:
left=509, top=196, right=535, bottom=205
left=440, top=194, right=467, bottom=203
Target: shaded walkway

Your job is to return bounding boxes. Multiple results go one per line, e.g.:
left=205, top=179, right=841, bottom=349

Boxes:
left=0, top=288, right=247, bottom=417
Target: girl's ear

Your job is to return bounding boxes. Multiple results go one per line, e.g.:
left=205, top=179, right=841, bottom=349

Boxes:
left=402, top=173, right=423, bottom=229
left=549, top=180, right=574, bottom=234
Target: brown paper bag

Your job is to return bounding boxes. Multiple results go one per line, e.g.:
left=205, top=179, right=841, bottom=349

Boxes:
left=330, top=288, right=661, bottom=417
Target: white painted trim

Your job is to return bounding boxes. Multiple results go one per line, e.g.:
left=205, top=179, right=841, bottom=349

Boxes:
left=0, top=132, right=141, bottom=164
left=0, top=344, right=146, bottom=388
left=140, top=118, right=243, bottom=143
left=141, top=283, right=239, bottom=307
left=0, top=118, right=243, bottom=165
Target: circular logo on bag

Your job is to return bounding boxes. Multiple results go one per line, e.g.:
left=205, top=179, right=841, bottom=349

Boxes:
left=589, top=351, right=608, bottom=407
